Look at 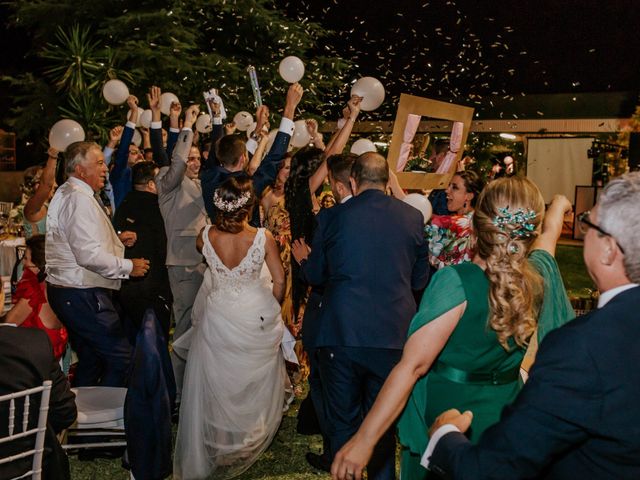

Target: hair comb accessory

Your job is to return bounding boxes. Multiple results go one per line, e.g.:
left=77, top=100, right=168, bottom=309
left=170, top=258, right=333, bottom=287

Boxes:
left=213, top=189, right=251, bottom=212
left=492, top=206, right=537, bottom=239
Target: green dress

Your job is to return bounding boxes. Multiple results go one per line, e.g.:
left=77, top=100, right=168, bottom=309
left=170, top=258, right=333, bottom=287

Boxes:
left=397, top=249, right=574, bottom=479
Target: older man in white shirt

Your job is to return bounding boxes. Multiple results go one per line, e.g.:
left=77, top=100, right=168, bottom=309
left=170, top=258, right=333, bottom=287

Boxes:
left=46, top=141, right=149, bottom=387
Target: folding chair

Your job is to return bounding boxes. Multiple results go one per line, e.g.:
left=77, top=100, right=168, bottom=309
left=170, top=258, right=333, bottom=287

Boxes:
left=0, top=380, right=52, bottom=480
left=62, top=386, right=126, bottom=451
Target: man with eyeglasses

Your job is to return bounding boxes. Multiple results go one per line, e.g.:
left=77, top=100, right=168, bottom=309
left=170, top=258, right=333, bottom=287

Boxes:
left=423, top=173, right=640, bottom=479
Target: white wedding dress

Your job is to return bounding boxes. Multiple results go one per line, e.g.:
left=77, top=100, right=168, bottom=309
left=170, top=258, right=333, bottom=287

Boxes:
left=173, top=227, right=289, bottom=480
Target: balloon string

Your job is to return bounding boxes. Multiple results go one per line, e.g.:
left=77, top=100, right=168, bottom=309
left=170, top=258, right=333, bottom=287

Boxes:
left=247, top=66, right=262, bottom=107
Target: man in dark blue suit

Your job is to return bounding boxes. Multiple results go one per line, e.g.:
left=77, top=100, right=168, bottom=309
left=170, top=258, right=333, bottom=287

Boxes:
left=425, top=172, right=640, bottom=479
left=303, top=152, right=429, bottom=480
left=293, top=153, right=357, bottom=472
left=200, top=83, right=303, bottom=226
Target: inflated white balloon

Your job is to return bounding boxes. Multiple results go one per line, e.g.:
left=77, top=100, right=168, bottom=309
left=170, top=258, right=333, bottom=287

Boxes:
left=290, top=119, right=311, bottom=148
left=233, top=111, right=254, bottom=132
left=350, top=138, right=377, bottom=156
left=138, top=109, right=153, bottom=128
left=102, top=79, right=129, bottom=105
left=246, top=122, right=258, bottom=139
left=160, top=92, right=179, bottom=116
left=127, top=108, right=144, bottom=127
left=503, top=155, right=514, bottom=165
left=402, top=193, right=433, bottom=224
left=195, top=114, right=212, bottom=133
left=48, top=119, right=85, bottom=152
left=132, top=129, right=142, bottom=147
left=350, top=76, right=385, bottom=111
left=278, top=56, right=305, bottom=83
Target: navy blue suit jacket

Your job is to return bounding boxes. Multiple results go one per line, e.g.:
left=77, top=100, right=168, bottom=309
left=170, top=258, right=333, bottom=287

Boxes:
left=201, top=124, right=291, bottom=226
left=430, top=286, right=640, bottom=480
left=302, top=189, right=429, bottom=350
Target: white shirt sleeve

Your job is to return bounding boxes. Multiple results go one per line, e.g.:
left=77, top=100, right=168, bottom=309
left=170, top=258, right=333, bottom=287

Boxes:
left=420, top=424, right=461, bottom=469
left=279, top=117, right=295, bottom=136
left=150, top=121, right=162, bottom=130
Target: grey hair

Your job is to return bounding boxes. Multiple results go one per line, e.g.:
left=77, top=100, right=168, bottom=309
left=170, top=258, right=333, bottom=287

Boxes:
left=64, top=141, right=101, bottom=175
left=598, top=172, right=640, bottom=282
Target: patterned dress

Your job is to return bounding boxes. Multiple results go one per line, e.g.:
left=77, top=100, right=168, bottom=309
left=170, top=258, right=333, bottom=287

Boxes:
left=424, top=211, right=474, bottom=269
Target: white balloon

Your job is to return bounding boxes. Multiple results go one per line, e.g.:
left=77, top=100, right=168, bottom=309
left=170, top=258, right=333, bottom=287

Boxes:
left=246, top=122, right=257, bottom=139
left=278, top=56, right=305, bottom=83
left=350, top=76, right=385, bottom=111
left=160, top=92, right=179, bottom=116
left=139, top=109, right=153, bottom=128
left=503, top=155, right=514, bottom=165
left=291, top=119, right=311, bottom=148
left=132, top=129, right=142, bottom=147
left=196, top=114, right=212, bottom=133
left=402, top=193, right=433, bottom=224
left=48, top=119, right=85, bottom=152
left=102, top=79, right=129, bottom=105
left=233, top=111, right=254, bottom=132
left=127, top=108, right=144, bottom=127
left=350, top=138, right=377, bottom=156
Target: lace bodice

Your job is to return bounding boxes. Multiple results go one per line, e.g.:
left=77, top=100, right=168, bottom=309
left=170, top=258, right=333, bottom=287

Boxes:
left=202, top=226, right=267, bottom=297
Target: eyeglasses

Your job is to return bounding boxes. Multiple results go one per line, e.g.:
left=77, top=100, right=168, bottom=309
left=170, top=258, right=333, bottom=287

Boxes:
left=577, top=211, right=625, bottom=254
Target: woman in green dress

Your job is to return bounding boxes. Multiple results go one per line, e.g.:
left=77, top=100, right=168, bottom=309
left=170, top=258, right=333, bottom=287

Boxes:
left=331, top=177, right=575, bottom=480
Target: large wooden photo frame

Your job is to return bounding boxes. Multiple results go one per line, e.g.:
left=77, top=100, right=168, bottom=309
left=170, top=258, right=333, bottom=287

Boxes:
left=387, top=94, right=474, bottom=190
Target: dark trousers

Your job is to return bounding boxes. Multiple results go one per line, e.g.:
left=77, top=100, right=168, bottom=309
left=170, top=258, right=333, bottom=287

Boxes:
left=307, top=347, right=331, bottom=456
left=318, top=346, right=402, bottom=480
left=47, top=285, right=132, bottom=387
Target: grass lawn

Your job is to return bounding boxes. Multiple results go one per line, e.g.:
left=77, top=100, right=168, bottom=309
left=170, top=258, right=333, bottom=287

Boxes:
left=68, top=244, right=592, bottom=479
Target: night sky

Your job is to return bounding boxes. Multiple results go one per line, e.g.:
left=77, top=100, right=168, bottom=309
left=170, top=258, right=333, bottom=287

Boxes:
left=278, top=0, right=640, bottom=105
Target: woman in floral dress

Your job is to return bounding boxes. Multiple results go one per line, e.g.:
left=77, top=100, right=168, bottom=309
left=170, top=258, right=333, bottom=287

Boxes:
left=425, top=170, right=485, bottom=269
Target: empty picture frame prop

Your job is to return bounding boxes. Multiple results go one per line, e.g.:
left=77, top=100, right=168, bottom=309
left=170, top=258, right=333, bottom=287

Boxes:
left=387, top=94, right=474, bottom=190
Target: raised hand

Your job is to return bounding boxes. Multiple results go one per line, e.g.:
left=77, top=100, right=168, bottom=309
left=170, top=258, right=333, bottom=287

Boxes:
left=224, top=122, right=237, bottom=135
left=183, top=105, right=200, bottom=129
left=255, top=105, right=270, bottom=133
left=147, top=86, right=162, bottom=121
left=347, top=95, right=363, bottom=120
left=107, top=126, right=124, bottom=149
left=126, top=95, right=139, bottom=122
left=208, top=99, right=221, bottom=118
left=283, top=83, right=304, bottom=119
left=170, top=101, right=182, bottom=119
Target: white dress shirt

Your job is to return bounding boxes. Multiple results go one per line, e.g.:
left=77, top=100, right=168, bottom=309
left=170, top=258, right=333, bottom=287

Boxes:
left=46, top=176, right=132, bottom=289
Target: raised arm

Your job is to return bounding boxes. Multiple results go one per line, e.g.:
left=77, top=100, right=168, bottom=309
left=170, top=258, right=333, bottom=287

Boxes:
left=111, top=95, right=138, bottom=182
left=203, top=99, right=225, bottom=171
left=388, top=168, right=406, bottom=200
left=24, top=147, right=58, bottom=222
left=147, top=86, right=170, bottom=167
left=103, top=125, right=123, bottom=166
left=251, top=83, right=303, bottom=198
left=531, top=194, right=572, bottom=257
left=308, top=96, right=362, bottom=194
left=247, top=130, right=270, bottom=176
left=166, top=100, right=182, bottom=158
left=155, top=105, right=198, bottom=196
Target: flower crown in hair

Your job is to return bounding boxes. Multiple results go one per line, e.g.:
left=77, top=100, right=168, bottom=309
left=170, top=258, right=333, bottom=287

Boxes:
left=213, top=189, right=251, bottom=212
left=492, top=207, right=537, bottom=239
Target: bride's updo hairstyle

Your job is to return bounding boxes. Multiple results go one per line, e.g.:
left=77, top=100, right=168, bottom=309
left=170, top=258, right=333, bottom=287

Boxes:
left=213, top=177, right=256, bottom=234
left=473, top=176, right=545, bottom=349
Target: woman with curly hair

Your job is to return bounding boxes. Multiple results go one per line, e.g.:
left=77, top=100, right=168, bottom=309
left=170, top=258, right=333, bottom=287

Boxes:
left=173, top=177, right=290, bottom=480
left=331, top=177, right=575, bottom=480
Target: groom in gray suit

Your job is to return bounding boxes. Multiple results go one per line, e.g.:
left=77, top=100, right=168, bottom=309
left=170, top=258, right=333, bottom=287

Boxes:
left=155, top=105, right=208, bottom=402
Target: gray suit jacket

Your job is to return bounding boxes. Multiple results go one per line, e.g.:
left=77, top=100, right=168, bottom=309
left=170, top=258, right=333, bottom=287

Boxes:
left=156, top=129, right=208, bottom=266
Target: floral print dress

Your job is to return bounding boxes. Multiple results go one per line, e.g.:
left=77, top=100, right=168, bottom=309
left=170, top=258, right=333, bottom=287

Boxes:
left=424, top=211, right=475, bottom=269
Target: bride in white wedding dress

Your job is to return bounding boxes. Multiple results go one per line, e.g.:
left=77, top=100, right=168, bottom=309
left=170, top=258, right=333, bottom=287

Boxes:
left=173, top=177, right=289, bottom=480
